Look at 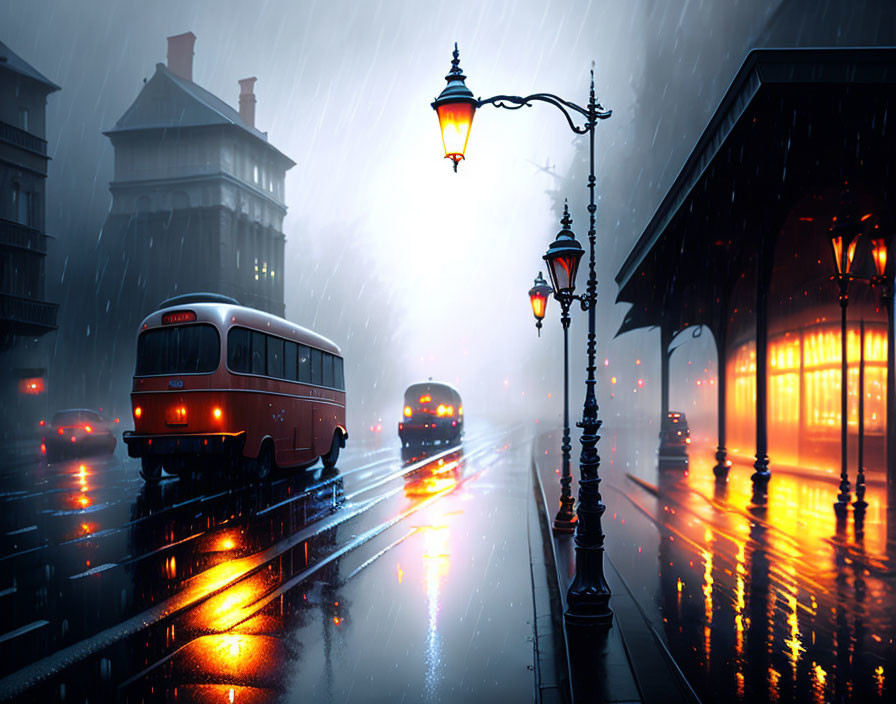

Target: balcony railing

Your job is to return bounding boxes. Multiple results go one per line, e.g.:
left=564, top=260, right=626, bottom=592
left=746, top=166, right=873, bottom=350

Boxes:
left=0, top=293, right=57, bottom=332
left=0, top=120, right=47, bottom=156
left=0, top=219, right=48, bottom=254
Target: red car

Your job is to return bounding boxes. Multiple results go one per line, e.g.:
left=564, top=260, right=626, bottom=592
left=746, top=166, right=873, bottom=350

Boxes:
left=43, top=409, right=117, bottom=461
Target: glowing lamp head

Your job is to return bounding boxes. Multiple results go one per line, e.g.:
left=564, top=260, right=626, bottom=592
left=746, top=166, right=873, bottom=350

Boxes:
left=543, top=203, right=583, bottom=297
left=403, top=406, right=412, bottom=418
left=870, top=235, right=890, bottom=280
left=134, top=406, right=142, bottom=419
left=528, top=271, right=553, bottom=337
left=213, top=407, right=223, bottom=420
left=829, top=195, right=860, bottom=278
left=431, top=43, right=477, bottom=172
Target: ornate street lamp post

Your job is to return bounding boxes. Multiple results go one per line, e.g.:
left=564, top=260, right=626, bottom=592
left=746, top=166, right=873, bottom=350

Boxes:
left=829, top=205, right=860, bottom=519
left=869, top=234, right=895, bottom=524
left=433, top=45, right=614, bottom=626
left=538, top=205, right=585, bottom=533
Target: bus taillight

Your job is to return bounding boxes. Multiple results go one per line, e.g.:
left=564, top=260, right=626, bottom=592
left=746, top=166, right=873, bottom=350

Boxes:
left=134, top=407, right=142, bottom=419
left=213, top=407, right=223, bottom=420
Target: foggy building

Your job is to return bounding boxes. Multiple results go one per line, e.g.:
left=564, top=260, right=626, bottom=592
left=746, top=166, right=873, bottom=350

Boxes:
left=100, top=32, right=294, bottom=317
left=0, top=40, right=59, bottom=438
left=92, top=32, right=294, bottom=406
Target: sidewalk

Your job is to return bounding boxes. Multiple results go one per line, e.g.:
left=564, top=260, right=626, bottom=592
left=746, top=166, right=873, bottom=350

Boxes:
left=530, top=431, right=700, bottom=704
left=532, top=425, right=896, bottom=704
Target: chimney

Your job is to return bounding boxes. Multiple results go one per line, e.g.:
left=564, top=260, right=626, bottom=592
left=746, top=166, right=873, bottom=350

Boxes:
left=167, top=32, right=196, bottom=81
left=239, top=77, right=257, bottom=128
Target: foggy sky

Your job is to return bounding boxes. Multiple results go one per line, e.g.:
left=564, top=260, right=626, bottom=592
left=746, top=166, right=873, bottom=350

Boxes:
left=2, top=0, right=888, bottom=439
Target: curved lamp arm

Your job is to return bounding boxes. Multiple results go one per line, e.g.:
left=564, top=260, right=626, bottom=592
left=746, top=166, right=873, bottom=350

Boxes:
left=478, top=92, right=611, bottom=135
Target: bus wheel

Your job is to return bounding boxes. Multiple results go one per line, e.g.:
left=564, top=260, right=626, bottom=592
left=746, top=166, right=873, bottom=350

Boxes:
left=322, top=431, right=342, bottom=469
left=255, top=442, right=275, bottom=481
left=140, top=457, right=162, bottom=483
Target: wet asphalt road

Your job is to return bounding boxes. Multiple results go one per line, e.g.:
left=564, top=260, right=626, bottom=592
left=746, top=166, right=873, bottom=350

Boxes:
left=0, top=422, right=536, bottom=703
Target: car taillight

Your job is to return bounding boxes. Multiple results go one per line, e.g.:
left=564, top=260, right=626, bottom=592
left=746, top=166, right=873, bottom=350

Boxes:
left=58, top=427, right=64, bottom=435
left=84, top=425, right=92, bottom=433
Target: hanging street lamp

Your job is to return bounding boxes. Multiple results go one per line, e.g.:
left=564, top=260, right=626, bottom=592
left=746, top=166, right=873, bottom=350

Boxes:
left=528, top=272, right=553, bottom=337
left=829, top=198, right=860, bottom=519
left=433, top=44, right=613, bottom=627
left=543, top=204, right=585, bottom=297
left=431, top=43, right=478, bottom=172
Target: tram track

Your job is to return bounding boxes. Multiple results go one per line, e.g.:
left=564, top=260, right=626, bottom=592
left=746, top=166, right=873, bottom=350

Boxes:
left=0, top=430, right=505, bottom=701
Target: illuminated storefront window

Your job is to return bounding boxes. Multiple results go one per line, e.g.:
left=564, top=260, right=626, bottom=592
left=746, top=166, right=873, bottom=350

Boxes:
left=727, top=323, right=887, bottom=466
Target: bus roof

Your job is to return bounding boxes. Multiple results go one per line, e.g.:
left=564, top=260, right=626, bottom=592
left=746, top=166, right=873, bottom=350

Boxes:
left=404, top=381, right=461, bottom=402
left=140, top=302, right=342, bottom=356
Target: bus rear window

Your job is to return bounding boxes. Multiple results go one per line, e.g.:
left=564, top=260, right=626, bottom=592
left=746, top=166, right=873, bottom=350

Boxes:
left=136, top=324, right=219, bottom=375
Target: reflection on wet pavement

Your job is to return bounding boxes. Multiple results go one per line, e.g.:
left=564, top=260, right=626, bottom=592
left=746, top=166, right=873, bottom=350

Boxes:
left=566, top=426, right=896, bottom=703
left=1, top=425, right=531, bottom=702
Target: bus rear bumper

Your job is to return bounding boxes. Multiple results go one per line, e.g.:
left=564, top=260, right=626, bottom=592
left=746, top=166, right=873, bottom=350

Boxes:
left=123, top=431, right=246, bottom=458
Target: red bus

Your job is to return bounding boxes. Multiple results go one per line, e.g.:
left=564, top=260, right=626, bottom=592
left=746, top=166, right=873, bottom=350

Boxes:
left=123, top=293, right=347, bottom=481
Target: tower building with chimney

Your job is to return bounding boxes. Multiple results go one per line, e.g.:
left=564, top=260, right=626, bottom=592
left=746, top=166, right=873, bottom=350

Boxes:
left=99, top=31, right=293, bottom=316
left=93, top=32, right=294, bottom=402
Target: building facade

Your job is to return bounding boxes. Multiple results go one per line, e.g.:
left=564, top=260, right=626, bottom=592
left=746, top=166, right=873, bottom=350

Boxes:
left=615, top=48, right=895, bottom=504
left=0, top=40, right=59, bottom=440
left=93, top=32, right=294, bottom=406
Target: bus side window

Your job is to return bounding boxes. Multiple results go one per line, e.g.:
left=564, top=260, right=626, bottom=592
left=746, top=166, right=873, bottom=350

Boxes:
left=298, top=345, right=311, bottom=383
left=311, top=348, right=323, bottom=386
left=322, top=353, right=334, bottom=388
left=284, top=340, right=298, bottom=381
left=267, top=335, right=284, bottom=379
left=334, top=357, right=345, bottom=390
left=227, top=327, right=250, bottom=373
left=251, top=331, right=266, bottom=376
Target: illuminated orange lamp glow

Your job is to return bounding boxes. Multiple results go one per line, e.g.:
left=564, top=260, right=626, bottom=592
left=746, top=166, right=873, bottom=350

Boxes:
left=870, top=237, right=889, bottom=278
left=530, top=289, right=548, bottom=319
left=528, top=271, right=553, bottom=336
left=829, top=228, right=858, bottom=277
left=436, top=102, right=475, bottom=169
left=403, top=406, right=412, bottom=418
left=213, top=407, right=223, bottom=420
left=432, top=43, right=477, bottom=171
left=84, top=425, right=92, bottom=433
left=437, top=404, right=447, bottom=417
left=419, top=395, right=431, bottom=404
left=134, top=406, right=142, bottom=419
